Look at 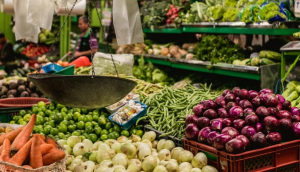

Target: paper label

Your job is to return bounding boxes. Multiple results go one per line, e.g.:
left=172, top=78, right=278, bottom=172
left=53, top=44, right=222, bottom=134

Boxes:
left=295, top=0, right=300, bottom=17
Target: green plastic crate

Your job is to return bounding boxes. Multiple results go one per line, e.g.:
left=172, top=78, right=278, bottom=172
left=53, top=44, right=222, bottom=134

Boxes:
left=54, top=65, right=75, bottom=75
left=0, top=66, right=4, bottom=70
left=0, top=107, right=29, bottom=123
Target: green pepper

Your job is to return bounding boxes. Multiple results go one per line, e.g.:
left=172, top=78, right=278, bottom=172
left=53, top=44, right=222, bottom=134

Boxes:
left=286, top=90, right=299, bottom=102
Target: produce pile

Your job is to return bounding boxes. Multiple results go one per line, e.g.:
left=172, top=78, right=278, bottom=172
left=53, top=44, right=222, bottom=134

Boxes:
left=62, top=131, right=217, bottom=172
left=9, top=101, right=144, bottom=142
left=75, top=66, right=92, bottom=75
left=0, top=79, right=43, bottom=99
left=0, top=115, right=65, bottom=169
left=233, top=50, right=280, bottom=66
left=282, top=81, right=300, bottom=108
left=21, top=43, right=49, bottom=58
left=139, top=84, right=221, bottom=138
left=185, top=87, right=300, bottom=154
left=9, top=67, right=36, bottom=77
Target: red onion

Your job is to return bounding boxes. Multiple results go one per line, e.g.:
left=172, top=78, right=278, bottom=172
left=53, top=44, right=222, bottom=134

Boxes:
left=241, top=126, right=257, bottom=138
left=263, top=116, right=278, bottom=131
left=232, top=87, right=241, bottom=97
left=282, top=100, right=291, bottom=111
left=239, top=99, right=253, bottom=109
left=259, top=89, right=274, bottom=94
left=292, top=115, right=300, bottom=122
left=222, top=89, right=232, bottom=96
left=217, top=108, right=228, bottom=118
left=236, top=135, right=250, bottom=148
left=239, top=89, right=250, bottom=100
left=226, top=102, right=237, bottom=112
left=211, top=120, right=223, bottom=131
left=276, top=94, right=286, bottom=104
left=185, top=114, right=198, bottom=125
left=229, top=106, right=244, bottom=119
left=293, top=122, right=300, bottom=138
left=235, top=97, right=241, bottom=104
left=198, top=127, right=211, bottom=143
left=256, top=106, right=270, bottom=118
left=225, top=138, right=245, bottom=153
left=245, top=114, right=259, bottom=127
left=266, top=132, right=282, bottom=145
left=197, top=117, right=210, bottom=129
left=256, top=123, right=262, bottom=132
left=276, top=102, right=282, bottom=111
left=233, top=119, right=246, bottom=131
left=291, top=107, right=300, bottom=116
left=251, top=96, right=261, bottom=108
left=224, top=94, right=236, bottom=103
left=266, top=94, right=279, bottom=107
left=244, top=108, right=255, bottom=117
left=193, top=104, right=204, bottom=117
left=222, top=118, right=232, bottom=127
left=207, top=131, right=219, bottom=145
left=203, top=109, right=218, bottom=119
left=215, top=96, right=226, bottom=108
left=250, top=132, right=267, bottom=148
left=213, top=134, right=232, bottom=150
left=260, top=93, right=273, bottom=105
left=202, top=100, right=218, bottom=110
left=210, top=118, right=223, bottom=123
left=249, top=90, right=259, bottom=100
left=185, top=123, right=200, bottom=139
left=267, top=107, right=279, bottom=117
left=278, top=118, right=292, bottom=131
left=277, top=110, right=292, bottom=119
left=221, top=127, right=239, bottom=138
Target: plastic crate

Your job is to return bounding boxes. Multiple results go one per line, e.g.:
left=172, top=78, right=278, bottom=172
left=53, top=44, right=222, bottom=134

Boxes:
left=0, top=107, right=29, bottom=123
left=54, top=65, right=75, bottom=75
left=0, top=66, right=4, bottom=70
left=183, top=138, right=300, bottom=172
left=144, top=126, right=183, bottom=147
left=41, top=63, right=64, bottom=73
left=0, top=98, right=50, bottom=108
left=109, top=100, right=147, bottom=130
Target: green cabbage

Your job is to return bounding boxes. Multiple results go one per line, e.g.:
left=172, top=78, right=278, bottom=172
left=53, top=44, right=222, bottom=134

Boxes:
left=259, top=2, right=287, bottom=21
left=207, top=5, right=225, bottom=21
left=191, top=2, right=209, bottom=22
left=241, top=6, right=252, bottom=23
left=223, top=8, right=239, bottom=22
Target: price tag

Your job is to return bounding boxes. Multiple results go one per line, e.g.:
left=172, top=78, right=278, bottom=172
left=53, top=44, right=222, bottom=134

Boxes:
left=295, top=0, right=300, bottom=17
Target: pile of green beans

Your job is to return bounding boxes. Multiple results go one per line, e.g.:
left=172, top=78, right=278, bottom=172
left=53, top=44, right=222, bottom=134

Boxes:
left=136, top=83, right=221, bottom=138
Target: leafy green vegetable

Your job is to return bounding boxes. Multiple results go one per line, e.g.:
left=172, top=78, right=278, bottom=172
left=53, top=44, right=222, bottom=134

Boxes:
left=259, top=2, right=287, bottom=21
left=206, top=0, right=223, bottom=6
left=141, top=1, right=169, bottom=28
left=190, top=2, right=209, bottom=22
left=224, top=0, right=238, bottom=8
left=223, top=8, right=239, bottom=22
left=252, top=6, right=260, bottom=22
left=207, top=5, right=224, bottom=21
left=241, top=6, right=252, bottom=23
left=257, top=0, right=266, bottom=5
left=237, top=0, right=247, bottom=8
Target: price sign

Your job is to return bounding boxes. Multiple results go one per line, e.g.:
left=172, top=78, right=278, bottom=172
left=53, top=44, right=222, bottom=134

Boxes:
left=295, top=0, right=300, bottom=17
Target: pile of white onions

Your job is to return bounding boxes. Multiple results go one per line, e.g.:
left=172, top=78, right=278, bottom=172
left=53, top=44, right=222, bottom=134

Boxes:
left=58, top=131, right=218, bottom=172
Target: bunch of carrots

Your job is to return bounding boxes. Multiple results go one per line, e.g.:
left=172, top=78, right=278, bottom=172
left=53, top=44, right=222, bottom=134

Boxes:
left=0, top=114, right=65, bottom=170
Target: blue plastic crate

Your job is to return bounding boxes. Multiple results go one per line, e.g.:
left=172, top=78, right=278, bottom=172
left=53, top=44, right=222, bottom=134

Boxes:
left=42, top=63, right=64, bottom=73
left=109, top=100, right=147, bottom=130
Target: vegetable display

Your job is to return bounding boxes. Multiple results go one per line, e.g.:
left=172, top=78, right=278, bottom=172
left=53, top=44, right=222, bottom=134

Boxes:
left=138, top=84, right=221, bottom=138
left=21, top=43, right=49, bottom=58
left=185, top=87, right=299, bottom=153
left=282, top=81, right=300, bottom=108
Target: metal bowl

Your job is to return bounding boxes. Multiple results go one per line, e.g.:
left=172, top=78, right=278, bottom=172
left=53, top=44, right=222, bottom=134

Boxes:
left=28, top=74, right=137, bottom=109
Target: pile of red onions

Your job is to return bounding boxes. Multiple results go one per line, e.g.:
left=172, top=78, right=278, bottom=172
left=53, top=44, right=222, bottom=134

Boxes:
left=185, top=87, right=300, bottom=154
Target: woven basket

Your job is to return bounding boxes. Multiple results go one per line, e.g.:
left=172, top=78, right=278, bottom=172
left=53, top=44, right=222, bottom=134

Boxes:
left=0, top=137, right=66, bottom=172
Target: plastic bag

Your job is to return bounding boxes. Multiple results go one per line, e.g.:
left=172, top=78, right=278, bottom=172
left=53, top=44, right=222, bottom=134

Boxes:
left=258, top=2, right=287, bottom=21
left=239, top=6, right=253, bottom=23
left=55, top=0, right=86, bottom=16
left=26, top=0, right=55, bottom=30
left=14, top=0, right=40, bottom=43
left=91, top=52, right=134, bottom=76
left=113, top=0, right=144, bottom=46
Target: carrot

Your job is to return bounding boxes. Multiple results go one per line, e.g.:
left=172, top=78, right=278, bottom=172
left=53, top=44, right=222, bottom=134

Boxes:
left=39, top=134, right=45, bottom=141
left=8, top=138, right=33, bottom=166
left=0, top=126, right=24, bottom=145
left=40, top=144, right=54, bottom=156
left=0, top=145, right=2, bottom=155
left=45, top=137, right=56, bottom=147
left=11, top=114, right=36, bottom=151
left=33, top=134, right=46, bottom=145
left=42, top=148, right=65, bottom=165
left=0, top=139, right=11, bottom=161
left=30, top=135, right=43, bottom=169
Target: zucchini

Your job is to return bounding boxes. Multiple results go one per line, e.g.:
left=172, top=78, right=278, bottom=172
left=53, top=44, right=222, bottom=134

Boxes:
left=17, top=68, right=25, bottom=76
left=259, top=50, right=281, bottom=61
left=260, top=58, right=276, bottom=65
left=241, top=59, right=250, bottom=66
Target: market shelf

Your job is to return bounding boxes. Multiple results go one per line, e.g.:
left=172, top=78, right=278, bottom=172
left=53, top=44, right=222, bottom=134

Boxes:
left=143, top=28, right=182, bottom=34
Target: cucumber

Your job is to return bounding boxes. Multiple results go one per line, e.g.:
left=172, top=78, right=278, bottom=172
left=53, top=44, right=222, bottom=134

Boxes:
left=260, top=58, right=276, bottom=65
left=259, top=50, right=281, bottom=61
left=17, top=68, right=25, bottom=76
left=241, top=59, right=250, bottom=66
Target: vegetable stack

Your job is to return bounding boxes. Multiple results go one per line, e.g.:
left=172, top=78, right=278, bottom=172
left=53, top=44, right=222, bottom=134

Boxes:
left=185, top=87, right=300, bottom=154
left=0, top=114, right=65, bottom=169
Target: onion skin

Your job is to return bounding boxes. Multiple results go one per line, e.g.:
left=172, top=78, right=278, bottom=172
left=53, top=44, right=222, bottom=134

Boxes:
left=185, top=123, right=200, bottom=139
left=278, top=118, right=292, bottom=131
left=250, top=132, right=267, bottom=148
left=251, top=96, right=261, bottom=108
left=293, top=122, right=300, bottom=138
left=239, top=89, right=250, bottom=100
left=217, top=108, right=228, bottom=118
left=185, top=114, right=198, bottom=125
left=291, top=107, right=300, bottom=116
left=236, top=135, right=250, bottom=148
left=263, top=116, right=279, bottom=131
left=244, top=108, right=255, bottom=118
left=266, top=94, right=279, bottom=107
left=292, top=115, right=300, bottom=122
left=232, top=87, right=241, bottom=97
left=207, top=131, right=219, bottom=145
left=215, top=96, right=226, bottom=108
left=225, top=138, right=245, bottom=154
left=202, top=100, right=218, bottom=110
left=233, top=119, right=246, bottom=131
left=224, top=94, right=236, bottom=103
left=241, top=126, right=257, bottom=138
left=277, top=110, right=292, bottom=120
left=259, top=89, right=274, bottom=95
left=229, top=106, right=244, bottom=119
left=245, top=114, right=259, bottom=127
left=198, top=127, right=211, bottom=143
left=276, top=102, right=282, bottom=111
left=239, top=100, right=253, bottom=109
left=213, top=134, right=232, bottom=150
left=221, top=127, right=239, bottom=138
left=222, top=118, right=232, bottom=127
left=249, top=90, right=259, bottom=101
left=256, top=123, right=262, bottom=132
left=276, top=94, right=286, bottom=104
left=222, top=89, right=232, bottom=97
left=203, top=109, right=218, bottom=119
left=193, top=104, right=204, bottom=117
left=197, top=117, right=210, bottom=129
left=226, top=102, right=237, bottom=112
left=282, top=100, right=291, bottom=111
left=211, top=120, right=223, bottom=131
left=256, top=106, right=270, bottom=119
left=266, top=132, right=282, bottom=145
left=235, top=97, right=241, bottom=104
left=268, top=107, right=279, bottom=117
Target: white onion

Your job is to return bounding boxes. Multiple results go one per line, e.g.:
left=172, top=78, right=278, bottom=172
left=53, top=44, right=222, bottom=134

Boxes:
left=152, top=140, right=158, bottom=149
left=141, top=155, right=158, bottom=172
left=73, top=143, right=88, bottom=156
left=153, top=165, right=168, bottom=172
left=133, top=142, right=141, bottom=148
left=74, top=161, right=94, bottom=172
left=105, top=139, right=118, bottom=147
left=75, top=155, right=83, bottom=159
left=94, top=165, right=109, bottom=172
left=166, top=161, right=179, bottom=172
left=121, top=143, right=137, bottom=159
left=64, top=145, right=72, bottom=155
left=138, top=143, right=152, bottom=160
left=178, top=162, right=192, bottom=172
left=67, top=136, right=81, bottom=148
left=158, top=149, right=171, bottom=161
left=112, top=165, right=126, bottom=170
left=151, top=149, right=158, bottom=157
left=177, top=150, right=193, bottom=163
left=104, top=168, right=114, bottom=172
left=89, top=151, right=98, bottom=162
left=66, top=155, right=74, bottom=166
left=159, top=160, right=169, bottom=166
left=141, top=140, right=152, bottom=148
left=192, top=152, right=207, bottom=168
left=191, top=168, right=202, bottom=172
left=100, top=160, right=113, bottom=167
left=112, top=142, right=123, bottom=153
left=97, top=149, right=116, bottom=163
left=114, top=168, right=127, bottom=172
left=142, top=131, right=156, bottom=142
left=93, top=141, right=103, bottom=151
left=171, top=147, right=183, bottom=160
left=163, top=140, right=175, bottom=151
left=127, top=159, right=142, bottom=172
left=157, top=139, right=166, bottom=152
left=130, top=135, right=142, bottom=142
left=117, top=136, right=129, bottom=143
left=112, top=153, right=129, bottom=168
left=201, top=165, right=218, bottom=172
left=82, top=139, right=94, bottom=152
left=57, top=139, right=67, bottom=146
left=98, top=143, right=111, bottom=151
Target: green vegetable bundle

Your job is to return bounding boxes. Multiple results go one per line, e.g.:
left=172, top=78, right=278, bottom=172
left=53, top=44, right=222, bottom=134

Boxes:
left=207, top=5, right=225, bottom=21
left=258, top=2, right=287, bottom=21
left=223, top=8, right=239, bottom=22
left=282, top=81, right=300, bottom=108
left=137, top=84, right=221, bottom=138
left=240, top=6, right=252, bottom=23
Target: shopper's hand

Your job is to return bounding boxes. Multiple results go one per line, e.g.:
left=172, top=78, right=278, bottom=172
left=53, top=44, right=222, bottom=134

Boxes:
left=67, top=51, right=73, bottom=57
left=74, top=52, right=82, bottom=57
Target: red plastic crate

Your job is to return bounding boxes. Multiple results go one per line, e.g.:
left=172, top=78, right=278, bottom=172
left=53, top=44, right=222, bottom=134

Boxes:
left=183, top=138, right=300, bottom=172
left=0, top=98, right=50, bottom=108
